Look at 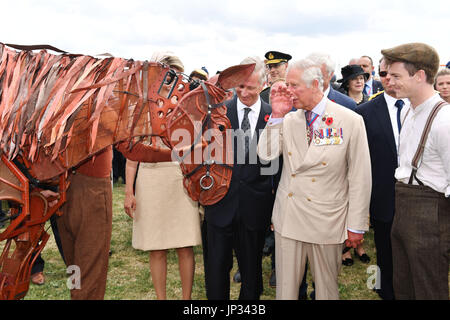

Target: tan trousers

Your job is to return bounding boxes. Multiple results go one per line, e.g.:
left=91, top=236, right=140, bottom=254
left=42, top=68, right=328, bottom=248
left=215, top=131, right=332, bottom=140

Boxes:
left=275, top=231, right=342, bottom=300
left=57, top=173, right=113, bottom=300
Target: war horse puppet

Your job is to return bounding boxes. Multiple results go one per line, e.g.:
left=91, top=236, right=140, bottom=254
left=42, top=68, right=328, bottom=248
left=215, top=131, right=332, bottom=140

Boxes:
left=0, top=43, right=255, bottom=299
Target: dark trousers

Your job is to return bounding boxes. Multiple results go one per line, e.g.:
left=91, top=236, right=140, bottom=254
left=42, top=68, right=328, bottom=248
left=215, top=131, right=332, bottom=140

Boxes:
left=203, top=217, right=266, bottom=300
left=31, top=214, right=65, bottom=274
left=373, top=219, right=394, bottom=300
left=112, top=147, right=126, bottom=183
left=392, top=182, right=450, bottom=300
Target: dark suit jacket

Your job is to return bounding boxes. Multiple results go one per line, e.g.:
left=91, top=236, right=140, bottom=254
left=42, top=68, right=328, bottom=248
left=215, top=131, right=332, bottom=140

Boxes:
left=372, top=79, right=384, bottom=95
left=260, top=86, right=270, bottom=104
left=204, top=96, right=276, bottom=231
left=356, top=94, right=397, bottom=223
left=328, top=87, right=357, bottom=111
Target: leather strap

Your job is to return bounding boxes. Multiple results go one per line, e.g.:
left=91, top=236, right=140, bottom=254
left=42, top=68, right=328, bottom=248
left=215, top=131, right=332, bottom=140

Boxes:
left=4, top=43, right=67, bottom=54
left=408, top=100, right=448, bottom=184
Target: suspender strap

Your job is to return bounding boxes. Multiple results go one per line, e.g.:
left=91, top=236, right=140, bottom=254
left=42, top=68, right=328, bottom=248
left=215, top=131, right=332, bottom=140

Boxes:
left=408, top=101, right=448, bottom=184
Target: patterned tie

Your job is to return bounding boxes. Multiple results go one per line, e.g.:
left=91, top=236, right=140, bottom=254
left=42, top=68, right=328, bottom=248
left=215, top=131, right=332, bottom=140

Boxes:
left=305, top=110, right=314, bottom=146
left=394, top=100, right=404, bottom=133
left=241, top=107, right=251, bottom=155
left=364, top=83, right=371, bottom=96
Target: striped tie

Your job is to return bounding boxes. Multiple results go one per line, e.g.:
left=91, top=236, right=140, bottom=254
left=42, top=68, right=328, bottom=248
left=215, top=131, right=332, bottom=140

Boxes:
left=305, top=111, right=314, bottom=146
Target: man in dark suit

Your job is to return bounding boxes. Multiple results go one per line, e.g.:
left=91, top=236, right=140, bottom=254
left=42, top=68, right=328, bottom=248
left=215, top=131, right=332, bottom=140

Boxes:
left=359, top=55, right=384, bottom=96
left=356, top=58, right=409, bottom=300
left=203, top=57, right=277, bottom=300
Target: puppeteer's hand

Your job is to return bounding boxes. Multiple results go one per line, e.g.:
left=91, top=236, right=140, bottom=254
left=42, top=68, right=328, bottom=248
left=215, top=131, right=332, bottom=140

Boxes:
left=270, top=81, right=293, bottom=118
left=40, top=190, right=60, bottom=207
left=124, top=192, right=136, bottom=219
left=345, top=230, right=364, bottom=249
left=115, top=141, right=172, bottom=163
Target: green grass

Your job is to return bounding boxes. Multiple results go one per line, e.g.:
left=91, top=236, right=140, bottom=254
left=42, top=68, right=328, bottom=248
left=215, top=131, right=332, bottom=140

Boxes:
left=4, top=182, right=386, bottom=300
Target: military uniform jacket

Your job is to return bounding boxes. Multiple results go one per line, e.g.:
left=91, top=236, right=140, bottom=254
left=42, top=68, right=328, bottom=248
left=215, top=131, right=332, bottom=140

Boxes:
left=258, top=100, right=371, bottom=244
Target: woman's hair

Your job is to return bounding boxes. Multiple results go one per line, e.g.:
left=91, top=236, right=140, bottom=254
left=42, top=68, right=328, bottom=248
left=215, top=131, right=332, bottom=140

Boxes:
left=434, top=68, right=450, bottom=89
left=435, top=67, right=450, bottom=79
left=150, top=51, right=184, bottom=72
left=189, top=69, right=208, bottom=81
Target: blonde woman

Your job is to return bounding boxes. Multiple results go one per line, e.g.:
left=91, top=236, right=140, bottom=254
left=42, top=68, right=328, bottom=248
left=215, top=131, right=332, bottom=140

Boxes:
left=124, top=53, right=201, bottom=300
left=434, top=68, right=450, bottom=103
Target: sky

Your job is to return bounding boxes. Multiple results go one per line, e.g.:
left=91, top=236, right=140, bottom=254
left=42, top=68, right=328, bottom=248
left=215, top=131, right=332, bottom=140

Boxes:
left=1, top=0, right=449, bottom=78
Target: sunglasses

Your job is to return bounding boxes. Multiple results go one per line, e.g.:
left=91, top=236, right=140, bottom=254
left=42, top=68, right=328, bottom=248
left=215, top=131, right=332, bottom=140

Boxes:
left=265, top=62, right=286, bottom=70
left=379, top=71, right=388, bottom=77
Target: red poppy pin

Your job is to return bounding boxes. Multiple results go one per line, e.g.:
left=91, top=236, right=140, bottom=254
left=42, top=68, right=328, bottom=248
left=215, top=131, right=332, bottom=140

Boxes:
left=322, top=113, right=333, bottom=126
left=264, top=114, right=270, bottom=122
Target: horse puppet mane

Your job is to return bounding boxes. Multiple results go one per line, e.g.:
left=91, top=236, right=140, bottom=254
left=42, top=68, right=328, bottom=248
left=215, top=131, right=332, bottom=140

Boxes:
left=0, top=43, right=182, bottom=181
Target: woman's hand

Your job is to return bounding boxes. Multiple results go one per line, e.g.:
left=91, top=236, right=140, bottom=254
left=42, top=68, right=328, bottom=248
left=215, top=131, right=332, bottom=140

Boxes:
left=124, top=192, right=136, bottom=219
left=40, top=190, right=60, bottom=207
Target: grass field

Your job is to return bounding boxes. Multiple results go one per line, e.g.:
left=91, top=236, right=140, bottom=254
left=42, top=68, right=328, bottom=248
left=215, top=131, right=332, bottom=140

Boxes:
left=15, top=181, right=386, bottom=300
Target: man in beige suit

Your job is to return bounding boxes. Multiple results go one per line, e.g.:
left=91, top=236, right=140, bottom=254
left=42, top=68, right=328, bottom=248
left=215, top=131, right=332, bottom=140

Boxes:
left=258, top=58, right=371, bottom=300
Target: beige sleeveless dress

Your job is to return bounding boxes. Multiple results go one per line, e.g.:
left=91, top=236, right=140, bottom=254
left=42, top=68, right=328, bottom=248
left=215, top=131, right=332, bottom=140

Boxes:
left=132, top=161, right=201, bottom=251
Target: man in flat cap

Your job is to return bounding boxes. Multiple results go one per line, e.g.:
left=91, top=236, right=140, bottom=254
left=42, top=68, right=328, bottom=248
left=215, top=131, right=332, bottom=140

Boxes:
left=382, top=42, right=450, bottom=300
left=260, top=51, right=292, bottom=104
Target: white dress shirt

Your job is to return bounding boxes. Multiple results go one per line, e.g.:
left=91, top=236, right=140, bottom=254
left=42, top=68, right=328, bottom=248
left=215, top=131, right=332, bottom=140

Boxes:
left=395, top=93, right=450, bottom=197
left=307, top=94, right=327, bottom=130
left=237, top=97, right=261, bottom=139
left=364, top=78, right=374, bottom=96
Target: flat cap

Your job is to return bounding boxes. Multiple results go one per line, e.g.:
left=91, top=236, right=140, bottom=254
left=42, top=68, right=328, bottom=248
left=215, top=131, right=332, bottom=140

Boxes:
left=264, top=51, right=292, bottom=65
left=381, top=42, right=439, bottom=79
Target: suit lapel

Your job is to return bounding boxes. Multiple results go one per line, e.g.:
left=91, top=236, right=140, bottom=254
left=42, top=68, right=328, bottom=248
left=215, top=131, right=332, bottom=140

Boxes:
left=254, top=100, right=270, bottom=140
left=296, top=102, right=333, bottom=170
left=285, top=109, right=309, bottom=172
left=227, top=96, right=239, bottom=130
left=374, top=95, right=397, bottom=157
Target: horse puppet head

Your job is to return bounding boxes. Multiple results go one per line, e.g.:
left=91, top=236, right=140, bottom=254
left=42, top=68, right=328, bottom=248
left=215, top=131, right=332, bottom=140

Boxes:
left=165, top=64, right=255, bottom=205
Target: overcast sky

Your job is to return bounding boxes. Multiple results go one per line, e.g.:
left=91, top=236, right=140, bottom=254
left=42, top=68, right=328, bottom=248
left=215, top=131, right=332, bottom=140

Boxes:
left=2, top=0, right=448, bottom=78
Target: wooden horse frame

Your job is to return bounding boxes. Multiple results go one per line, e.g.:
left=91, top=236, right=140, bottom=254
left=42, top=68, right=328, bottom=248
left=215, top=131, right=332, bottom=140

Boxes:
left=0, top=43, right=254, bottom=299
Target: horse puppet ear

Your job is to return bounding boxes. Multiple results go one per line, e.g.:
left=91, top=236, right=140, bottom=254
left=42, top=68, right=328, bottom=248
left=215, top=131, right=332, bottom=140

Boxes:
left=213, top=63, right=256, bottom=90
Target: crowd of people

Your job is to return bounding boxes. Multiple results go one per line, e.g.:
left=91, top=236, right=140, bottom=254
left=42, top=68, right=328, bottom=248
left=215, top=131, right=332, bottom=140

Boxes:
left=32, top=42, right=449, bottom=300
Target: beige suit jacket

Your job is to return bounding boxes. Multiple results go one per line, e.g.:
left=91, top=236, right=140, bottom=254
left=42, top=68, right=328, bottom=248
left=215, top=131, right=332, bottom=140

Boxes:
left=258, top=100, right=371, bottom=244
